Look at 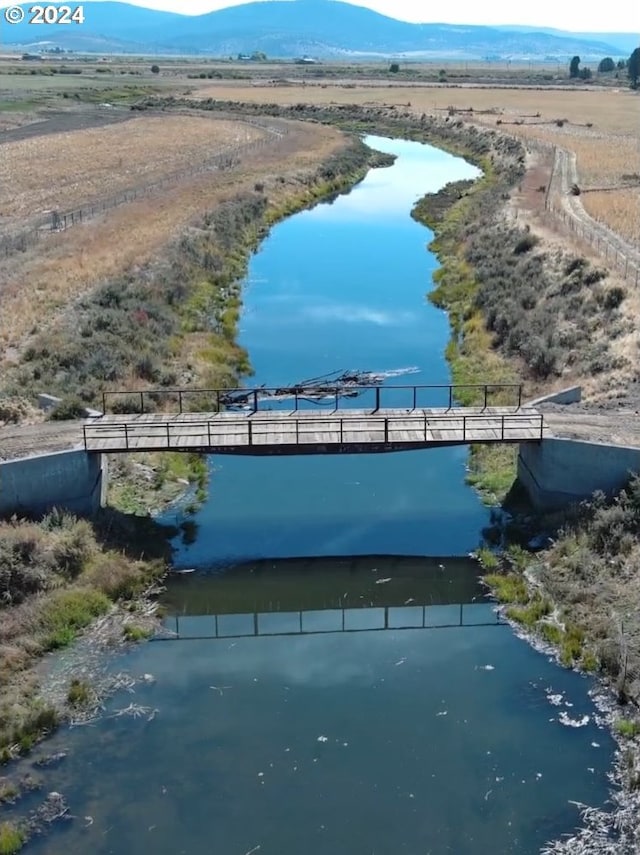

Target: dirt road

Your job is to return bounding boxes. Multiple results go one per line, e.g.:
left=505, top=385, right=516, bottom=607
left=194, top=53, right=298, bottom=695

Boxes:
left=541, top=404, right=640, bottom=448
left=0, top=421, right=83, bottom=460
left=550, top=145, right=640, bottom=281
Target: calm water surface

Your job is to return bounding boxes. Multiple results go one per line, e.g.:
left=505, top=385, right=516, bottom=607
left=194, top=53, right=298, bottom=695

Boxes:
left=22, top=137, right=614, bottom=854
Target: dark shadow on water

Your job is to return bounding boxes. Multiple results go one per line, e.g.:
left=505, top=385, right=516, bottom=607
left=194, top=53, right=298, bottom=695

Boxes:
left=92, top=507, right=179, bottom=562
left=161, top=553, right=489, bottom=615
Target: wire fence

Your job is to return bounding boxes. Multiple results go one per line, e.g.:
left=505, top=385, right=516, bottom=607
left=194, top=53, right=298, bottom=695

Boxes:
left=526, top=138, right=640, bottom=287
left=0, top=115, right=289, bottom=259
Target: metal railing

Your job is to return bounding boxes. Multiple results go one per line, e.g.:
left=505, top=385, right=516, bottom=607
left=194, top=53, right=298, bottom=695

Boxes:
left=82, top=411, right=544, bottom=452
left=99, top=382, right=525, bottom=415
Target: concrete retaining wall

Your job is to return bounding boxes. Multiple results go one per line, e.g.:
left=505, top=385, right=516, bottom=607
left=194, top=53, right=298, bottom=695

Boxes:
left=0, top=450, right=107, bottom=518
left=518, top=437, right=640, bottom=509
left=525, top=385, right=582, bottom=408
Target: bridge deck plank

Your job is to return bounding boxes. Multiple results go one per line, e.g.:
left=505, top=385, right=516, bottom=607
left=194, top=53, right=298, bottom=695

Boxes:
left=81, top=406, right=545, bottom=453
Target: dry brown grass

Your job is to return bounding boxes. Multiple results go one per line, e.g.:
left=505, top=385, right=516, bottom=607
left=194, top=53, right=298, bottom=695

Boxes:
left=582, top=188, right=640, bottom=246
left=191, top=80, right=640, bottom=134
left=0, top=114, right=263, bottom=225
left=0, top=119, right=343, bottom=360
left=508, top=128, right=639, bottom=243
left=190, top=81, right=640, bottom=240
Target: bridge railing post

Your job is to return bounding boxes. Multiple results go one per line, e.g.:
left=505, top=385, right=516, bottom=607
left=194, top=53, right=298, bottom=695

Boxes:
left=82, top=424, right=87, bottom=450
left=501, top=415, right=504, bottom=441
left=124, top=423, right=129, bottom=451
left=340, top=417, right=343, bottom=444
left=448, top=386, right=453, bottom=411
left=101, top=391, right=107, bottom=414
left=374, top=387, right=380, bottom=413
left=412, top=386, right=417, bottom=411
left=248, top=420, right=253, bottom=446
left=216, top=390, right=221, bottom=412
left=166, top=423, right=171, bottom=449
left=517, top=385, right=522, bottom=410
left=335, top=389, right=339, bottom=412
left=207, top=421, right=211, bottom=446
left=139, top=391, right=144, bottom=415
left=483, top=385, right=488, bottom=411
left=178, top=391, right=183, bottom=414
left=384, top=417, right=389, bottom=444
left=462, top=415, right=466, bottom=442
left=253, top=390, right=258, bottom=413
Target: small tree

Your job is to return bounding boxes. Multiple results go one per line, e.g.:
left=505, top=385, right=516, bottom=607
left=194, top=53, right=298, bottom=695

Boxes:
left=579, top=66, right=592, bottom=80
left=150, top=64, right=159, bottom=74
left=617, top=59, right=627, bottom=69
left=629, top=47, right=640, bottom=89
left=569, top=55, right=581, bottom=77
left=389, top=62, right=400, bottom=73
left=598, top=57, right=615, bottom=73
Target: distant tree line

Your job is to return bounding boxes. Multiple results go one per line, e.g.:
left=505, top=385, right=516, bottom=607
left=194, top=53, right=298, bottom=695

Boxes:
left=571, top=47, right=640, bottom=88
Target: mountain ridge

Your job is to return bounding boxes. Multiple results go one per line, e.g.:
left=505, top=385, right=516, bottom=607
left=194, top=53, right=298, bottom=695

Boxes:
left=4, top=0, right=630, bottom=58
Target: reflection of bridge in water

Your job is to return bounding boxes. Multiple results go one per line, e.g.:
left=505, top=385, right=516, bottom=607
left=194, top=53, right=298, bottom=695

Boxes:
left=159, top=603, right=505, bottom=641
left=155, top=554, right=506, bottom=641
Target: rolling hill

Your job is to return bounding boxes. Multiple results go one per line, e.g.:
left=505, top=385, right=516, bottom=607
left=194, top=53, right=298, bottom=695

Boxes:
left=3, top=0, right=629, bottom=59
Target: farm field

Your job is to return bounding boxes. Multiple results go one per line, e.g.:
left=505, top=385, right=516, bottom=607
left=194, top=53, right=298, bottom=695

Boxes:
left=188, top=80, right=640, bottom=244
left=0, top=114, right=263, bottom=227
left=0, top=112, right=343, bottom=361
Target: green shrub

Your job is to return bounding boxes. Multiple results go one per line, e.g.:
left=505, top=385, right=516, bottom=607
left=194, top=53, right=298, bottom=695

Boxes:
left=484, top=572, right=528, bottom=603
left=67, top=678, right=91, bottom=706
left=47, top=396, right=86, bottom=420
left=513, top=234, right=539, bottom=254
left=506, top=596, right=551, bottom=628
left=560, top=623, right=585, bottom=666
left=476, top=547, right=499, bottom=570
left=540, top=622, right=563, bottom=644
left=0, top=821, right=24, bottom=855
left=616, top=718, right=640, bottom=738
left=123, top=624, right=152, bottom=642
left=39, top=589, right=110, bottom=650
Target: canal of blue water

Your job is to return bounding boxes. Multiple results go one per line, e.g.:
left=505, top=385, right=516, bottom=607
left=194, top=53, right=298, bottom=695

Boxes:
left=19, top=136, right=614, bottom=854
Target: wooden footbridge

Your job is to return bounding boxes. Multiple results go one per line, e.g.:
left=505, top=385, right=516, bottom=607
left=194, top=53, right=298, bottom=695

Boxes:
left=82, top=383, right=546, bottom=455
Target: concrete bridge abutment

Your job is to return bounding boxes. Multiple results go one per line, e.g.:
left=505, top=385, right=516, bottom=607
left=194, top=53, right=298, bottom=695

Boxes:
left=0, top=450, right=108, bottom=519
left=517, top=437, right=640, bottom=510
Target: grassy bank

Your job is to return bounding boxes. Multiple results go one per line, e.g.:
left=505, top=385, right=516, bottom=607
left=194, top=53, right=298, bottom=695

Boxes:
left=477, top=479, right=640, bottom=845
left=408, top=130, right=628, bottom=504
left=0, top=511, right=171, bottom=766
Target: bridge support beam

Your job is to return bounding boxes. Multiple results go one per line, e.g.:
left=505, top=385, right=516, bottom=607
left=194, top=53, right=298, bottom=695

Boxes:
left=517, top=437, right=640, bottom=510
left=0, top=450, right=108, bottom=519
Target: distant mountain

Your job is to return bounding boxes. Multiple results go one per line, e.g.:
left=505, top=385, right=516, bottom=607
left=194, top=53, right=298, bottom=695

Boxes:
left=496, top=26, right=639, bottom=55
left=4, top=0, right=628, bottom=59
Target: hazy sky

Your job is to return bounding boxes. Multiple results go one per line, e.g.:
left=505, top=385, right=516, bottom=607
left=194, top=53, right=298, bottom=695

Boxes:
left=4, top=0, right=639, bottom=32
left=99, top=0, right=637, bottom=32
